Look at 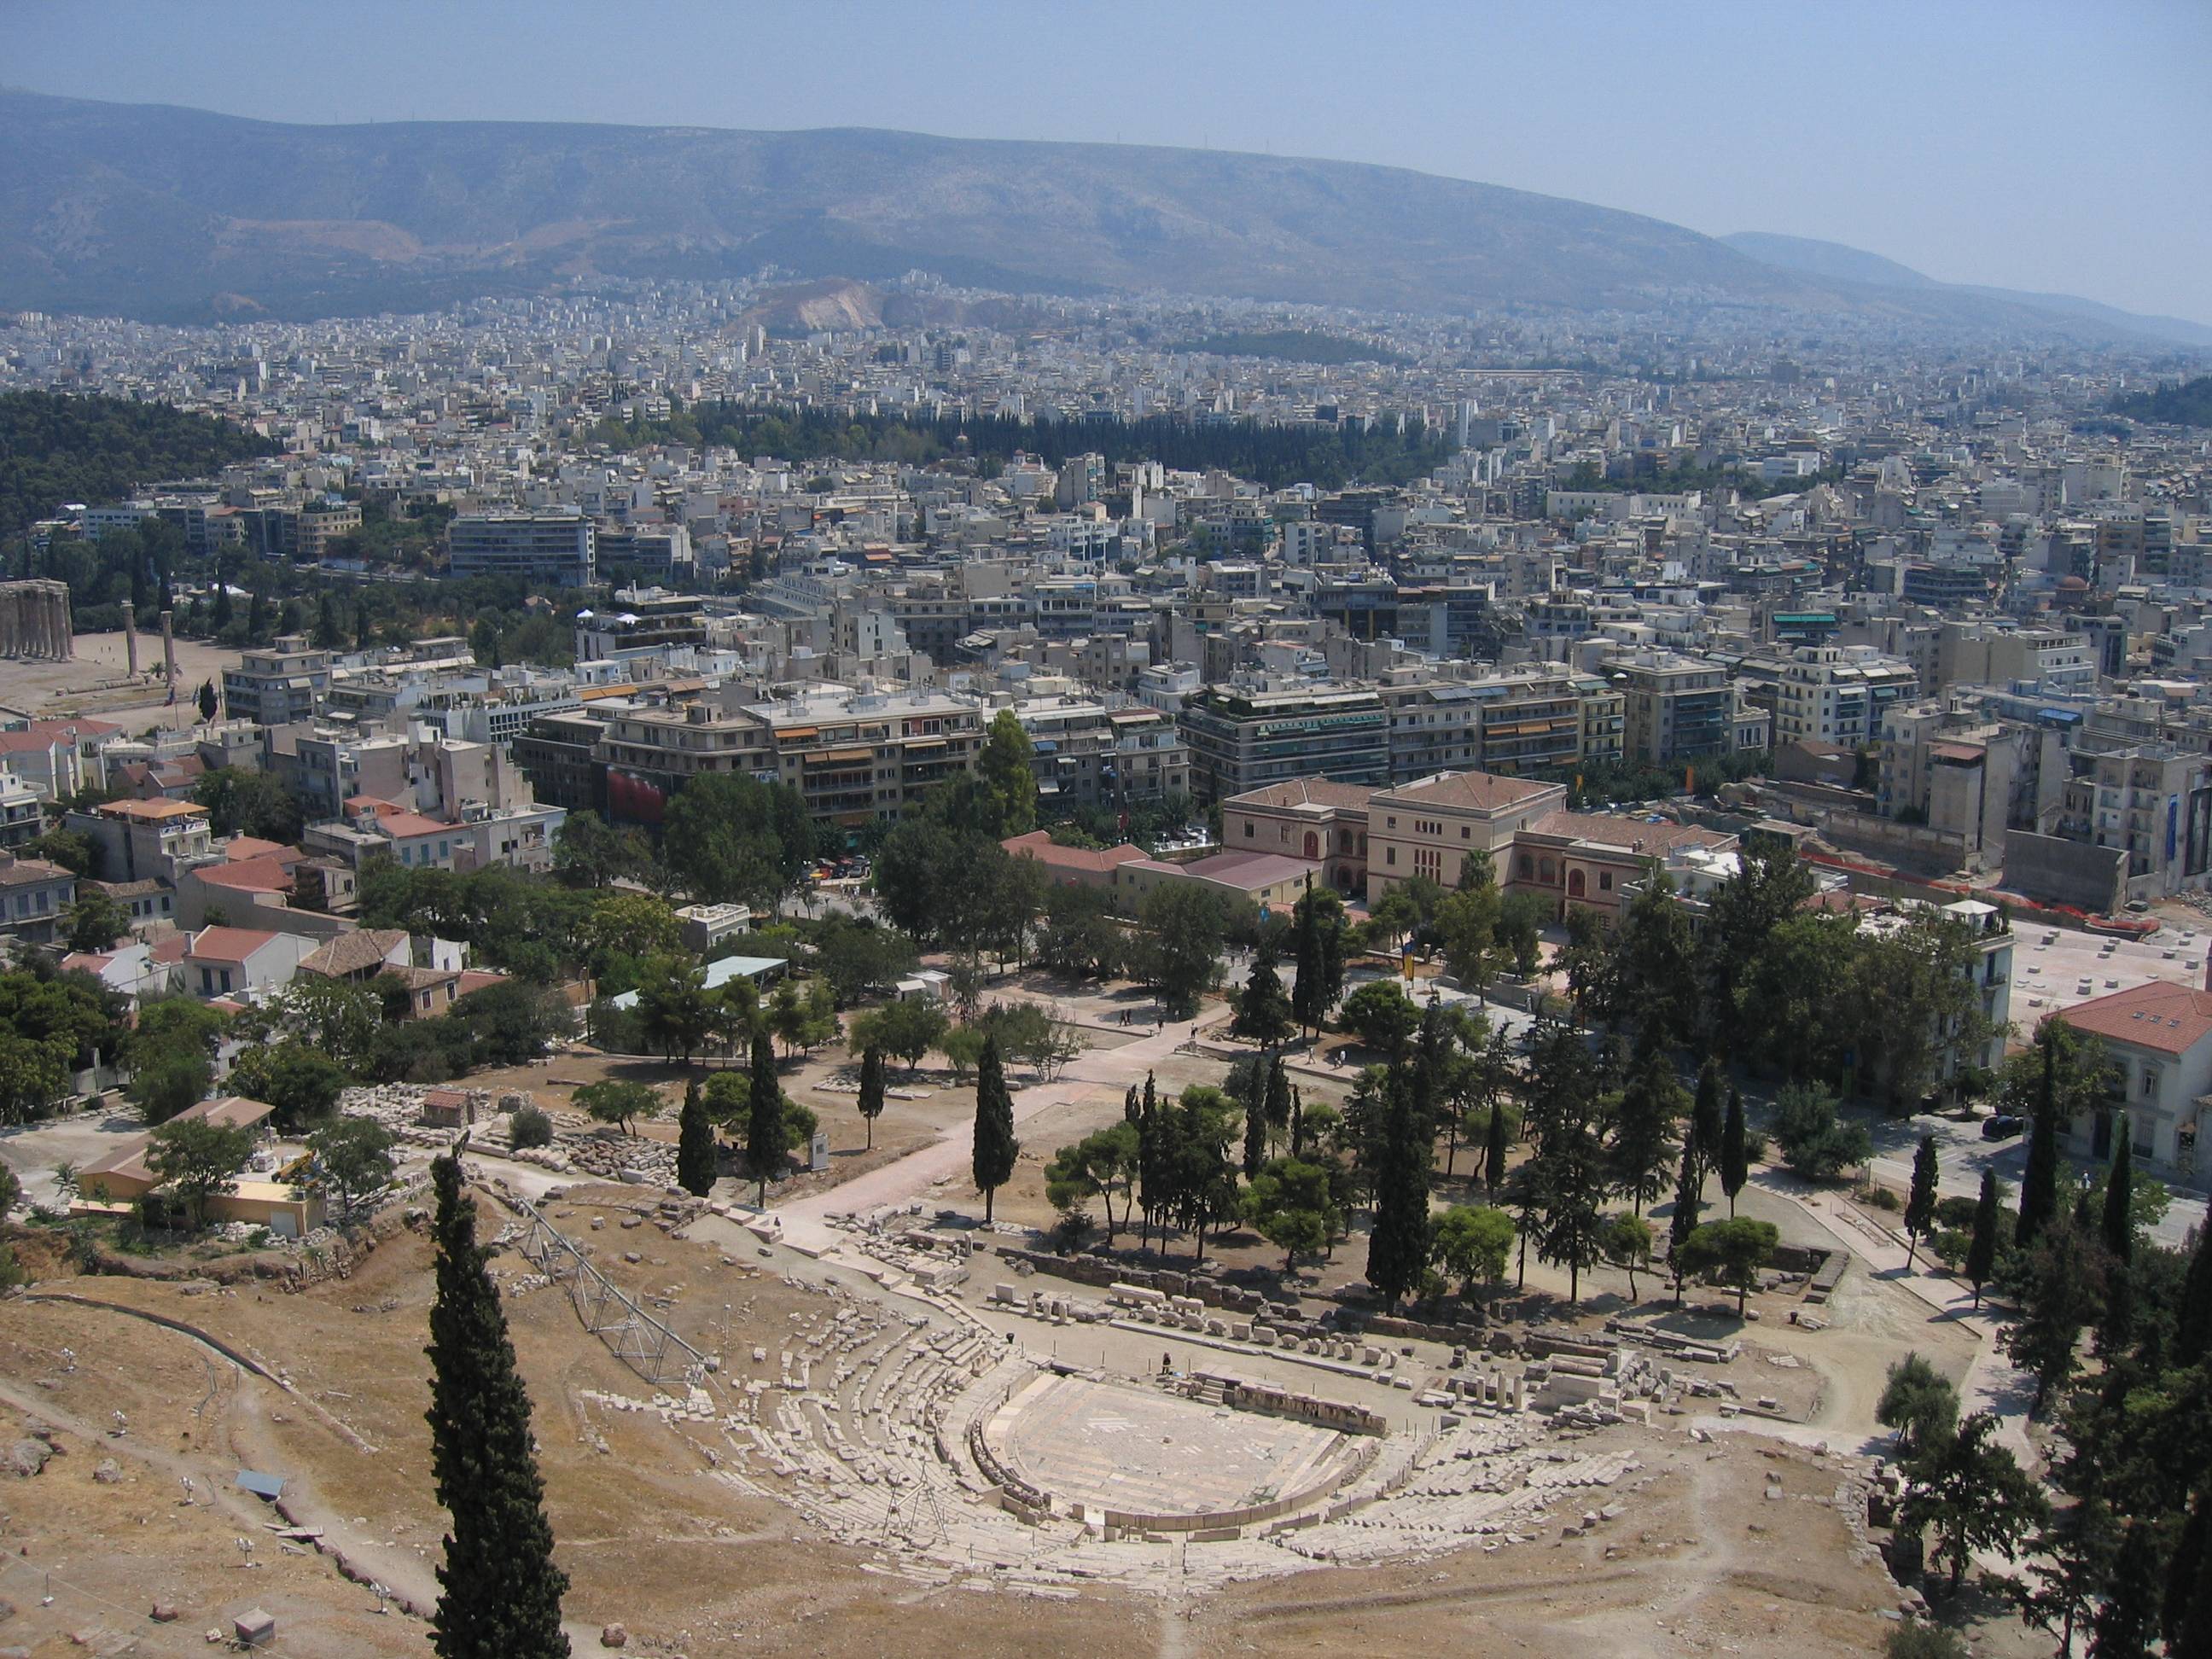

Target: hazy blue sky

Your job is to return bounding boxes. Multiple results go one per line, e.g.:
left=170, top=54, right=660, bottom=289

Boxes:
left=12, top=0, right=2209, bottom=323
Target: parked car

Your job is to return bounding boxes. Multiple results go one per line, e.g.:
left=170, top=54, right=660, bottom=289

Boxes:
left=1981, top=1114, right=2024, bottom=1140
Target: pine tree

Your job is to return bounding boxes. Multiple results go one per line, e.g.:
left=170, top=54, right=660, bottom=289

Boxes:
left=972, top=1035, right=1018, bottom=1223
left=675, top=1077, right=716, bottom=1197
left=195, top=679, right=218, bottom=721
left=424, top=1155, right=569, bottom=1658
left=1965, top=1167, right=2002, bottom=1310
left=856, top=1045, right=886, bottom=1150
left=1904, top=1132, right=1940, bottom=1270
left=1668, top=1131, right=1703, bottom=1307
left=1232, top=952, right=1295, bottom=1046
left=2018, top=1028, right=2063, bottom=1249
left=1720, top=1086, right=1748, bottom=1216
left=1610, top=1040, right=1683, bottom=1216
left=2094, top=1522, right=2168, bottom=1659
left=1365, top=1066, right=1433, bottom=1312
left=745, top=1027, right=783, bottom=1206
left=2168, top=1493, right=2212, bottom=1655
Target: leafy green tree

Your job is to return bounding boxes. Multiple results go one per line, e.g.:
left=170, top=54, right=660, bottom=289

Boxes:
left=1613, top=869, right=1697, bottom=1046
left=583, top=892, right=680, bottom=969
left=1338, top=980, right=1420, bottom=1057
left=633, top=955, right=714, bottom=1065
left=1877, top=1352, right=1959, bottom=1457
left=574, top=1080, right=660, bottom=1136
left=1698, top=838, right=1817, bottom=1057
left=855, top=1046, right=887, bottom=1150
left=250, top=975, right=381, bottom=1074
left=422, top=1155, right=570, bottom=1657
left=146, top=1115, right=253, bottom=1229
left=744, top=1028, right=785, bottom=1204
left=977, top=708, right=1039, bottom=836
left=938, top=1023, right=987, bottom=1085
left=1965, top=1167, right=2003, bottom=1308
left=508, top=1104, right=555, bottom=1150
left=1432, top=880, right=1501, bottom=992
left=2011, top=1016, right=2111, bottom=1249
left=1901, top=1411, right=2047, bottom=1592
left=971, top=1035, right=1019, bottom=1223
left=1605, top=1209, right=1655, bottom=1301
left=1245, top=1155, right=1338, bottom=1276
left=1736, top=911, right=1861, bottom=1081
left=1904, top=1133, right=1940, bottom=1270
left=1135, top=882, right=1231, bottom=1020
left=1432, top=1203, right=1515, bottom=1310
left=310, top=1115, right=396, bottom=1220
left=810, top=916, right=918, bottom=1005
left=64, top=887, right=130, bottom=953
left=230, top=1041, right=349, bottom=1130
left=2003, top=1215, right=2105, bottom=1416
left=661, top=771, right=814, bottom=909
left=1163, top=1084, right=1243, bottom=1263
left=191, top=765, right=304, bottom=842
left=1679, top=1215, right=1780, bottom=1318
left=1034, top=881, right=1125, bottom=980
left=1231, top=951, right=1296, bottom=1046
left=551, top=811, right=635, bottom=890
left=1849, top=912, right=1993, bottom=1112
left=1772, top=1082, right=1870, bottom=1182
left=676, top=1077, right=717, bottom=1196
left=1045, top=1122, right=1140, bottom=1242
left=846, top=997, right=948, bottom=1077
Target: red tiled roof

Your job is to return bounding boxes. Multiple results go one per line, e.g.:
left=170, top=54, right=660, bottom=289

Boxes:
left=2061, top=980, right=2212, bottom=1056
left=1228, top=777, right=1377, bottom=812
left=375, top=811, right=453, bottom=840
left=1001, top=829, right=1145, bottom=874
left=195, top=858, right=294, bottom=894
left=1381, top=771, right=1559, bottom=812
left=184, top=925, right=282, bottom=964
left=1528, top=810, right=1732, bottom=857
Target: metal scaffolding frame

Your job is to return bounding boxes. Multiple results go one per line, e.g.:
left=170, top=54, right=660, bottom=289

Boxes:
left=515, top=1198, right=706, bottom=1386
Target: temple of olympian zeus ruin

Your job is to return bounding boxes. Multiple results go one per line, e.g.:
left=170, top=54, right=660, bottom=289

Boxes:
left=0, top=580, right=73, bottom=660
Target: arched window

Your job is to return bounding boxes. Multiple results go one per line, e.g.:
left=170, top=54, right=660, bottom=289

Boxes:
left=1517, top=855, right=1534, bottom=879
left=1568, top=868, right=1586, bottom=898
left=1539, top=859, right=1556, bottom=884
left=1303, top=831, right=1319, bottom=859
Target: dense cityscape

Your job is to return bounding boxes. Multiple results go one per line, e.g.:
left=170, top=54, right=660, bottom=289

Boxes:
left=3, top=20, right=2212, bottom=1659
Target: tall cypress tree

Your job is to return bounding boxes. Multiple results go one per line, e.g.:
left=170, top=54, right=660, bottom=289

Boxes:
left=856, top=1045, right=886, bottom=1150
left=1365, top=1066, right=1432, bottom=1312
left=1241, top=1057, right=1268, bottom=1180
left=2176, top=1221, right=2212, bottom=1367
left=972, top=1035, right=1018, bottom=1223
left=1691, top=1057, right=1725, bottom=1176
left=1904, top=1133, right=1940, bottom=1270
left=1719, top=1086, right=1748, bottom=1217
left=1668, top=1131, right=1703, bottom=1307
left=2101, top=1115, right=2137, bottom=1351
left=676, top=1076, right=716, bottom=1197
left=745, top=1027, right=783, bottom=1206
left=1965, top=1167, right=2001, bottom=1310
left=2018, top=1028, right=2062, bottom=1249
left=425, top=1156, right=569, bottom=1658
left=1482, top=1088, right=1510, bottom=1204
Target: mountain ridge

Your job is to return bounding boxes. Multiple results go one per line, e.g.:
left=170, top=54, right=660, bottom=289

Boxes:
left=1, top=89, right=2202, bottom=346
left=1721, top=230, right=2212, bottom=346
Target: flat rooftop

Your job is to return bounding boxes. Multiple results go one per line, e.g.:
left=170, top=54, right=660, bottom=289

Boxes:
left=2009, top=920, right=2212, bottom=1038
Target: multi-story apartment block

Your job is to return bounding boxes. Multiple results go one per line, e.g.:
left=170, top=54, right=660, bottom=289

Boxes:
left=1738, top=644, right=1918, bottom=750
left=448, top=507, right=596, bottom=586
left=222, top=637, right=332, bottom=728
left=1010, top=696, right=1190, bottom=812
left=1605, top=649, right=1734, bottom=766
left=2055, top=744, right=2212, bottom=898
left=597, top=685, right=985, bottom=835
left=1179, top=683, right=1388, bottom=802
